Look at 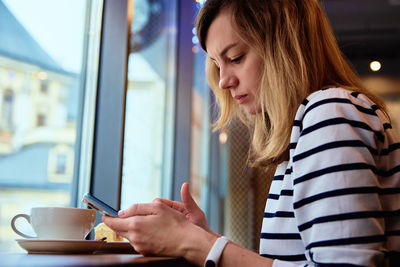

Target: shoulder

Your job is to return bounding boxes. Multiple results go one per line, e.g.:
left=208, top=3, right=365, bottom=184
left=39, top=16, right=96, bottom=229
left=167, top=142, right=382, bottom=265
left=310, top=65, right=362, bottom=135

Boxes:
left=294, top=88, right=385, bottom=129
left=290, top=88, right=390, bottom=150
left=303, top=87, right=378, bottom=114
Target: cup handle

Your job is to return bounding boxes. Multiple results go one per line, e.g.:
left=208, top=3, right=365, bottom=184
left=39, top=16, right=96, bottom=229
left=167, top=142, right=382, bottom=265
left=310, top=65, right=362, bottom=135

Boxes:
left=10, top=214, right=36, bottom=238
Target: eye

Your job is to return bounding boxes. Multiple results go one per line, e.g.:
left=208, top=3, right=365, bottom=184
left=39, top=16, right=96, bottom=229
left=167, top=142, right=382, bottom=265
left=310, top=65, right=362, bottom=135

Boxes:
left=231, top=55, right=243, bottom=64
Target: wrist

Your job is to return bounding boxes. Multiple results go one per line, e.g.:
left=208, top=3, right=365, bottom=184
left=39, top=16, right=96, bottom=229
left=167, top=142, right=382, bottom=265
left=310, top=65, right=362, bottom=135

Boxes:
left=180, top=225, right=218, bottom=265
left=209, top=230, right=221, bottom=238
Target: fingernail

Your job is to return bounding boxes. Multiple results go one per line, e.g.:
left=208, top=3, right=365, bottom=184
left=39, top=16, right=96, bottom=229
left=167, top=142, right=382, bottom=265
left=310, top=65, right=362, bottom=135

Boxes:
left=118, top=210, right=125, bottom=216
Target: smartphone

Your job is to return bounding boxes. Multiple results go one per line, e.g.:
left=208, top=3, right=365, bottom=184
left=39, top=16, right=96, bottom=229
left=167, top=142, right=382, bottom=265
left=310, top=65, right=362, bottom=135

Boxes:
left=82, top=193, right=119, bottom=217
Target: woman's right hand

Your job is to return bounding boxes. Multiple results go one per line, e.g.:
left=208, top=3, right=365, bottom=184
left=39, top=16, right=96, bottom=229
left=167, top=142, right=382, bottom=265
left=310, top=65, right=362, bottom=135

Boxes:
left=153, top=182, right=215, bottom=234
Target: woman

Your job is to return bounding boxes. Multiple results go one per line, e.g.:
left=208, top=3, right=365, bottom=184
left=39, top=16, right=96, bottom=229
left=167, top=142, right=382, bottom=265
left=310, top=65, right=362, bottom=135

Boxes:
left=104, top=0, right=400, bottom=266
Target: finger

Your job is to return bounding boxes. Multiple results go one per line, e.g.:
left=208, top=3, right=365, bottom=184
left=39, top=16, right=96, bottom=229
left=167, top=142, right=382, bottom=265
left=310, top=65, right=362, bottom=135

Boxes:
left=103, top=214, right=144, bottom=233
left=153, top=198, right=186, bottom=213
left=102, top=215, right=129, bottom=232
left=152, top=198, right=172, bottom=205
left=181, top=182, right=200, bottom=213
left=118, top=203, right=160, bottom=218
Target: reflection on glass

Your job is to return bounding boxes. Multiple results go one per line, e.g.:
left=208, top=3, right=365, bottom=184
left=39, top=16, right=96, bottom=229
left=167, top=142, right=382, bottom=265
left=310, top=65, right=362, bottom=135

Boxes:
left=190, top=49, right=211, bottom=211
left=121, top=0, right=177, bottom=207
left=189, top=0, right=213, bottom=216
left=0, top=0, right=88, bottom=252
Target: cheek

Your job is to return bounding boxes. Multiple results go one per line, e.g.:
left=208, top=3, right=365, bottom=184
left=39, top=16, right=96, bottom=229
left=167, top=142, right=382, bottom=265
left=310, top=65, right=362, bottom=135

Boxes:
left=254, top=62, right=264, bottom=87
left=248, top=87, right=263, bottom=114
left=248, top=80, right=261, bottom=98
left=246, top=59, right=263, bottom=92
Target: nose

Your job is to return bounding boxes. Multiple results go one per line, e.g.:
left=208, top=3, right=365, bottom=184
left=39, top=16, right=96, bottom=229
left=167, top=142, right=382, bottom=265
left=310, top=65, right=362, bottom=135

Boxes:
left=219, top=67, right=238, bottom=90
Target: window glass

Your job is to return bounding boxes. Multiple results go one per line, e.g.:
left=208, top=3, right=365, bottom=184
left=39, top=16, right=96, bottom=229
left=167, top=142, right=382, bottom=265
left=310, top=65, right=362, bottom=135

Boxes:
left=121, top=0, right=177, bottom=206
left=190, top=51, right=211, bottom=210
left=190, top=0, right=228, bottom=233
left=0, top=0, right=92, bottom=252
left=189, top=0, right=213, bottom=215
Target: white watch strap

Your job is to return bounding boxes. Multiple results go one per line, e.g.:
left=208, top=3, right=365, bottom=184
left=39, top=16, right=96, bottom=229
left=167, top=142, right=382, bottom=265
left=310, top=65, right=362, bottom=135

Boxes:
left=204, top=236, right=229, bottom=267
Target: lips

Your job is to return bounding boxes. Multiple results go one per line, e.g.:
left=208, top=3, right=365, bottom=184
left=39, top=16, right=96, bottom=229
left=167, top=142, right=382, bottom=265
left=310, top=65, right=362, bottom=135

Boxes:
left=233, top=94, right=247, bottom=104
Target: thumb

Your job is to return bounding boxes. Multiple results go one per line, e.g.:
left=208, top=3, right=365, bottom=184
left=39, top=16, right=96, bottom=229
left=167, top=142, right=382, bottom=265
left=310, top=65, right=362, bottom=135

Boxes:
left=181, top=182, right=200, bottom=212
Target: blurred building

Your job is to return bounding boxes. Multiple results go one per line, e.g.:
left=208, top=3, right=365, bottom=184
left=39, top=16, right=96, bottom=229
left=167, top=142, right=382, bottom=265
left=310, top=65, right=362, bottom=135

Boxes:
left=0, top=1, right=78, bottom=251
left=0, top=1, right=76, bottom=184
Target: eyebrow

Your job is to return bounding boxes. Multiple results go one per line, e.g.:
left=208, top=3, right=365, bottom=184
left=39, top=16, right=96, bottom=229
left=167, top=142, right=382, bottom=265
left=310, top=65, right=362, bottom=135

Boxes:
left=209, top=42, right=239, bottom=61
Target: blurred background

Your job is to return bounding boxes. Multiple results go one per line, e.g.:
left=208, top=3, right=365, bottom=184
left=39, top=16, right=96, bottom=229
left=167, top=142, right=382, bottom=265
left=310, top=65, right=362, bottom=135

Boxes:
left=0, top=0, right=399, bottom=253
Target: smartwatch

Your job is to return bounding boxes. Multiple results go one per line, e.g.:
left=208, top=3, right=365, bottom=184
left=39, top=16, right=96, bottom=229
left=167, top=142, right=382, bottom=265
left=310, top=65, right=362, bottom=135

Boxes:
left=204, top=236, right=229, bottom=267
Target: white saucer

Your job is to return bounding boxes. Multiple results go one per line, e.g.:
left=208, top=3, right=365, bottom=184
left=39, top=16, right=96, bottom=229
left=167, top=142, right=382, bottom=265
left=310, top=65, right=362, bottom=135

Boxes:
left=16, top=239, right=105, bottom=254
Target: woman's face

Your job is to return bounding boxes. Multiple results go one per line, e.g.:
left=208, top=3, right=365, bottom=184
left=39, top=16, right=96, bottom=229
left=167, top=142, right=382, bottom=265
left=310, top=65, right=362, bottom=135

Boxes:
left=205, top=9, right=264, bottom=115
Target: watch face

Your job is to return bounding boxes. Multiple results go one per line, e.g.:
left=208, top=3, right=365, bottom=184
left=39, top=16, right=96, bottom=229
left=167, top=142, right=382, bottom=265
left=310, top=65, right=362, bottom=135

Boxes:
left=130, top=0, right=164, bottom=52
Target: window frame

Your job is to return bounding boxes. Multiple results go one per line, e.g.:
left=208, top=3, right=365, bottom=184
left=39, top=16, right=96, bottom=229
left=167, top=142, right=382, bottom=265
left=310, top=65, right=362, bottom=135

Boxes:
left=171, top=0, right=195, bottom=201
left=88, top=0, right=131, bottom=216
left=72, top=0, right=223, bottom=231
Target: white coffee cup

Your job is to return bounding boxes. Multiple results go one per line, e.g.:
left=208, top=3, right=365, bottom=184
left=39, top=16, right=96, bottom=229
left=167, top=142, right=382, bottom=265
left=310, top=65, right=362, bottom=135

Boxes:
left=11, top=207, right=96, bottom=240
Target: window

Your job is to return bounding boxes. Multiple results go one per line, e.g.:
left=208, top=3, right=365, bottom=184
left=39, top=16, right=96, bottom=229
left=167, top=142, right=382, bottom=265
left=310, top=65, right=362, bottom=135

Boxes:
left=0, top=0, right=100, bottom=252
left=40, top=79, right=48, bottom=94
left=47, top=144, right=74, bottom=183
left=1, top=89, right=14, bottom=130
left=190, top=0, right=225, bottom=233
left=56, top=154, right=67, bottom=174
left=120, top=0, right=178, bottom=207
left=36, top=113, right=46, bottom=127
left=1, top=0, right=223, bottom=253
left=190, top=49, right=211, bottom=210
left=90, top=0, right=201, bottom=214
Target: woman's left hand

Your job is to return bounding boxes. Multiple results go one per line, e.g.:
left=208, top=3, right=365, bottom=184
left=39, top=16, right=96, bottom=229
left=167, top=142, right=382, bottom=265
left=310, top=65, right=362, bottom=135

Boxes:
left=102, top=202, right=214, bottom=259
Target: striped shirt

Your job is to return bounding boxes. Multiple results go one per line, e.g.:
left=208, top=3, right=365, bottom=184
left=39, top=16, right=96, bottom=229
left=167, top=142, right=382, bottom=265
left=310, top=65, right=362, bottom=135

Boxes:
left=259, top=88, right=400, bottom=266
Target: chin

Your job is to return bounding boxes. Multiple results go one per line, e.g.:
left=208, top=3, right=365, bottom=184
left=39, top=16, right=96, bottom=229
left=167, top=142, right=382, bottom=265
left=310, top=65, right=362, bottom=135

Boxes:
left=244, top=105, right=261, bottom=115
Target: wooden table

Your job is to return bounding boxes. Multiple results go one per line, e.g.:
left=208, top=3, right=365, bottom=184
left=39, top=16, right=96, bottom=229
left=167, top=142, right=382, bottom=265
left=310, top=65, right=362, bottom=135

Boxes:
left=1, top=253, right=199, bottom=267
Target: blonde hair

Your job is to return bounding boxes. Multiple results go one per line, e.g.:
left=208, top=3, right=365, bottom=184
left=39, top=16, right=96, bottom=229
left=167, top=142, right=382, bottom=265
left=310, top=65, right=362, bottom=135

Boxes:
left=196, top=0, right=386, bottom=167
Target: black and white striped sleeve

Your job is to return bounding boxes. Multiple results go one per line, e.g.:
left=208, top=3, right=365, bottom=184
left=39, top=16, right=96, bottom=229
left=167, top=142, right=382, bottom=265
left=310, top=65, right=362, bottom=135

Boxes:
left=291, top=90, right=391, bottom=266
